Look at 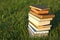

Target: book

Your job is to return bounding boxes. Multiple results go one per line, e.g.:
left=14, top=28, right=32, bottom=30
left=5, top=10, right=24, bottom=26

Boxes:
left=28, top=24, right=49, bottom=34
left=30, top=11, right=55, bottom=19
left=30, top=4, right=50, bottom=11
left=28, top=25, right=49, bottom=37
left=28, top=15, right=50, bottom=26
left=28, top=27, right=48, bottom=37
left=30, top=8, right=49, bottom=14
left=29, top=22, right=51, bottom=31
left=29, top=12, right=53, bottom=21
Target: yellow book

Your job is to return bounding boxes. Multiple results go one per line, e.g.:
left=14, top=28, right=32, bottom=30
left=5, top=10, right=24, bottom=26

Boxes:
left=29, top=22, right=51, bottom=31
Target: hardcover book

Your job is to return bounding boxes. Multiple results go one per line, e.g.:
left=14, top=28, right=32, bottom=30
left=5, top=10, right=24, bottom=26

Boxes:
left=29, top=22, right=51, bottom=31
left=28, top=25, right=49, bottom=37
left=30, top=4, right=50, bottom=10
left=31, top=8, right=49, bottom=14
left=30, top=11, right=55, bottom=19
left=28, top=15, right=50, bottom=26
left=29, top=12, right=53, bottom=21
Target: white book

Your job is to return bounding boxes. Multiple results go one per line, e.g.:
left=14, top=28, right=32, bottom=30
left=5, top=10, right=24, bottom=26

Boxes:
left=29, top=13, right=53, bottom=21
left=28, top=28, right=48, bottom=37
left=28, top=15, right=50, bottom=26
left=29, top=22, right=51, bottom=31
left=28, top=25, right=49, bottom=37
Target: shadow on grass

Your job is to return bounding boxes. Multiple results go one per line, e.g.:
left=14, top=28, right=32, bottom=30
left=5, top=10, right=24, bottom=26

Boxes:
left=47, top=10, right=60, bottom=40
left=51, top=9, right=60, bottom=30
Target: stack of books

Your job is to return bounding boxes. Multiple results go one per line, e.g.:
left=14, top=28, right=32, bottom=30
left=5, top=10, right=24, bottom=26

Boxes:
left=28, top=4, right=55, bottom=37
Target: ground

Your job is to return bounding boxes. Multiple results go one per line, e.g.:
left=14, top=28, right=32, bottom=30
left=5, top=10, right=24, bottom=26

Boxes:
left=0, top=0, right=60, bottom=40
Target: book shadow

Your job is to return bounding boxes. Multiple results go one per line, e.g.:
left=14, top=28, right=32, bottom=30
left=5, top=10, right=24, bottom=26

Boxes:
left=50, top=9, right=60, bottom=30
left=48, top=10, right=60, bottom=39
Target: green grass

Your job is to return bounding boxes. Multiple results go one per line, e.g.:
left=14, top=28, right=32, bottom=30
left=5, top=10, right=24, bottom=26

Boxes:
left=0, top=0, right=60, bottom=40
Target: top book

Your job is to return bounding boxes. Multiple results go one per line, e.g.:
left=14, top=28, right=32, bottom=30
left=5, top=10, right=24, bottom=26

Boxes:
left=30, top=4, right=50, bottom=10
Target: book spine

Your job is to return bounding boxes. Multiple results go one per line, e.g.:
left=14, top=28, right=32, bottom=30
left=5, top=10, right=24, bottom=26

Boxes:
left=28, top=28, right=34, bottom=36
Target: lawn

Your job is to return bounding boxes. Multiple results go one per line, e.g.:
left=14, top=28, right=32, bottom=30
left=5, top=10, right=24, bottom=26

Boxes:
left=0, top=0, right=60, bottom=40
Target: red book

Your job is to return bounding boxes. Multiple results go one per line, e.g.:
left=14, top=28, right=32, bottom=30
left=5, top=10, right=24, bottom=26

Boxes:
left=30, top=11, right=55, bottom=19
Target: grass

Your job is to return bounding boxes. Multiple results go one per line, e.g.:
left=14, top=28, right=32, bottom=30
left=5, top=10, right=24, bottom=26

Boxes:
left=0, top=0, right=60, bottom=40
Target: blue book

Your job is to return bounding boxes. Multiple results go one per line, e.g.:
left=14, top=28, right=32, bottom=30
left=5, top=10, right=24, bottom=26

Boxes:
left=28, top=25, right=49, bottom=37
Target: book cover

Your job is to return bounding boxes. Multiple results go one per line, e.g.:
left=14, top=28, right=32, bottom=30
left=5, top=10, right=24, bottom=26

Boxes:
left=29, top=22, right=51, bottom=31
left=30, top=11, right=55, bottom=19
left=30, top=4, right=50, bottom=10
left=28, top=27, right=48, bottom=37
left=29, top=12, right=53, bottom=21
left=28, top=15, right=50, bottom=26
left=28, top=24, right=49, bottom=34
left=28, top=25, right=49, bottom=37
left=31, top=8, right=49, bottom=14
